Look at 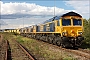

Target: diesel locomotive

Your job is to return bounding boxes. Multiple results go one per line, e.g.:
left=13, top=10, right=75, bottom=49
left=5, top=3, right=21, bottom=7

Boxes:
left=5, top=11, right=84, bottom=48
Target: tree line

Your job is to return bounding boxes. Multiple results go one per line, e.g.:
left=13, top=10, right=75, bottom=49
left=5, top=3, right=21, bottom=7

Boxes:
left=81, top=18, right=90, bottom=48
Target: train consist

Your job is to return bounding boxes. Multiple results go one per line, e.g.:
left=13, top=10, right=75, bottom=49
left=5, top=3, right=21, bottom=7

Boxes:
left=5, top=11, right=84, bottom=48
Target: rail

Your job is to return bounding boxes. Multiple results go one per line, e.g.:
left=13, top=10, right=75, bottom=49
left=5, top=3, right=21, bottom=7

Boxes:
left=5, top=40, right=8, bottom=60
left=14, top=40, right=35, bottom=60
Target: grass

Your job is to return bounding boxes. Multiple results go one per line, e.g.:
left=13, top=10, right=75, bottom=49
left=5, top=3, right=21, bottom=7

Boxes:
left=15, top=35, right=77, bottom=60
left=0, top=33, right=78, bottom=60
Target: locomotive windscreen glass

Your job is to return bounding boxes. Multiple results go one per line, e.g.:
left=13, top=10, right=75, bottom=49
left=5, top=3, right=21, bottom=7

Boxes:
left=62, top=19, right=71, bottom=26
left=73, top=19, right=82, bottom=26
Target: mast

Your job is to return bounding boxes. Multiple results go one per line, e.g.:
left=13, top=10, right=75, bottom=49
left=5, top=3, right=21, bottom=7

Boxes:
left=54, top=0, right=56, bottom=17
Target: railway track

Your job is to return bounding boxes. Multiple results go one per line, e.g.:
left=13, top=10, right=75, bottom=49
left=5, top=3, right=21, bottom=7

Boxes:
left=1, top=34, right=90, bottom=60
left=43, top=41, right=90, bottom=60
left=63, top=48, right=90, bottom=59
left=33, top=36, right=90, bottom=59
left=0, top=40, right=8, bottom=60
left=0, top=34, right=7, bottom=60
left=30, top=37, right=90, bottom=60
left=49, top=43, right=90, bottom=59
left=50, top=44, right=90, bottom=60
left=7, top=39, right=36, bottom=60
left=78, top=48, right=90, bottom=54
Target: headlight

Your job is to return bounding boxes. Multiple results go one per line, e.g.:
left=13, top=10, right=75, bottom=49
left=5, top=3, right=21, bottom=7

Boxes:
left=62, top=32, right=67, bottom=36
left=78, top=32, right=83, bottom=35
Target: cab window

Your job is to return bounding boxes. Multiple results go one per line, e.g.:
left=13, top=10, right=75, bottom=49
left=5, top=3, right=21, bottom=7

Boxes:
left=73, top=19, right=82, bottom=26
left=62, top=19, right=71, bottom=26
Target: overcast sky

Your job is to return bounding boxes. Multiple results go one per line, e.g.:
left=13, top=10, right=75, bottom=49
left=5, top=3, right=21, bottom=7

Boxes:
left=0, top=0, right=90, bottom=29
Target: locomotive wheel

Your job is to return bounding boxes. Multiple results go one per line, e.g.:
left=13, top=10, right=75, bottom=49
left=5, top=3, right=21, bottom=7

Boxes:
left=56, top=40, right=61, bottom=46
left=49, top=37, right=53, bottom=44
left=52, top=40, right=56, bottom=45
left=56, top=37, right=61, bottom=46
left=42, top=36, right=45, bottom=41
left=61, top=43, right=65, bottom=48
left=45, top=36, right=48, bottom=42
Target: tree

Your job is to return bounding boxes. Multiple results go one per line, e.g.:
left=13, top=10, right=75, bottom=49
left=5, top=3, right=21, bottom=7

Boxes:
left=82, top=18, right=90, bottom=48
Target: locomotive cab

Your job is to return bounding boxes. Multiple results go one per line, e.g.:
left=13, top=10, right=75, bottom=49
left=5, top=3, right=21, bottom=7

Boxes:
left=61, top=16, right=83, bottom=37
left=58, top=12, right=84, bottom=47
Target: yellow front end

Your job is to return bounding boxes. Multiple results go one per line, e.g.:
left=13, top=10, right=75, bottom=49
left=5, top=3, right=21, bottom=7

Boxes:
left=60, top=16, right=83, bottom=37
left=58, top=16, right=84, bottom=47
left=61, top=26, right=83, bottom=37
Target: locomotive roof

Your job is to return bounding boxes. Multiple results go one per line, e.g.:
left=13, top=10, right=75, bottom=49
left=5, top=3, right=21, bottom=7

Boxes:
left=61, top=11, right=82, bottom=17
left=42, top=11, right=82, bottom=24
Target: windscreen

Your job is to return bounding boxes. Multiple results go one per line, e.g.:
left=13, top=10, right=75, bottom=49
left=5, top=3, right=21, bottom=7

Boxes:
left=62, top=19, right=71, bottom=26
left=73, top=19, right=82, bottom=26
